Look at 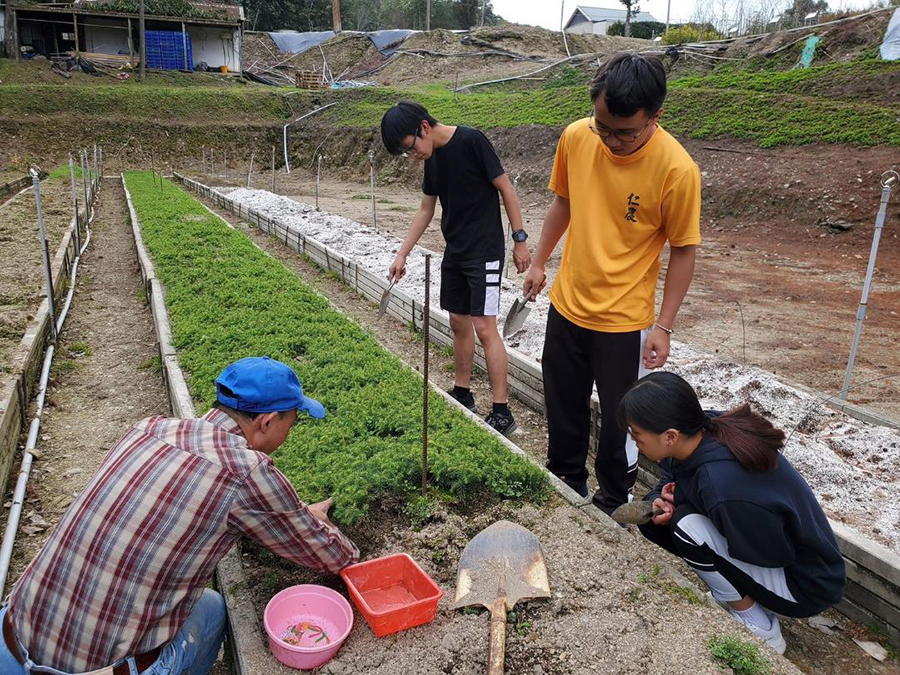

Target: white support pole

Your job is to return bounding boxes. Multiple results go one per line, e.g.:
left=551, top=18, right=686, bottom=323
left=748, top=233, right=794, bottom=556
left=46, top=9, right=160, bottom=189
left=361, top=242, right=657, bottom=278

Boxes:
left=316, top=154, right=322, bottom=211
left=80, top=150, right=90, bottom=222
left=247, top=149, right=255, bottom=188
left=68, top=155, right=81, bottom=252
left=840, top=170, right=898, bottom=399
left=369, top=150, right=377, bottom=231
left=31, top=171, right=57, bottom=343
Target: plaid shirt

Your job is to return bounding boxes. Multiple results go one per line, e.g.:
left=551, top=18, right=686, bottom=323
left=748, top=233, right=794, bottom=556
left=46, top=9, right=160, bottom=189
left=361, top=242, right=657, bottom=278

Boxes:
left=8, top=409, right=359, bottom=672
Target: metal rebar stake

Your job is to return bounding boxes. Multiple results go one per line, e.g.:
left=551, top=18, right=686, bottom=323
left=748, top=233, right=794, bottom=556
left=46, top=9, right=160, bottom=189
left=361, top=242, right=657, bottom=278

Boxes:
left=80, top=151, right=90, bottom=223
left=68, top=155, right=81, bottom=252
left=369, top=150, right=377, bottom=231
left=32, top=171, right=57, bottom=342
left=422, top=253, right=431, bottom=496
left=840, top=170, right=899, bottom=400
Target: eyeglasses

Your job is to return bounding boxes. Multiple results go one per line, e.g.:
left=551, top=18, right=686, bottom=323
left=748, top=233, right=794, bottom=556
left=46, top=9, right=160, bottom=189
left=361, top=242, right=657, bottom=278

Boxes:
left=400, top=129, right=420, bottom=157
left=588, top=115, right=654, bottom=143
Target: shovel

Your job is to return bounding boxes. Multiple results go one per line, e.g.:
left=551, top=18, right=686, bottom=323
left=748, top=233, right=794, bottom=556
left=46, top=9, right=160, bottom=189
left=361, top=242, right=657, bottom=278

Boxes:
left=377, top=279, right=397, bottom=320
left=502, top=288, right=536, bottom=339
left=453, top=520, right=550, bottom=674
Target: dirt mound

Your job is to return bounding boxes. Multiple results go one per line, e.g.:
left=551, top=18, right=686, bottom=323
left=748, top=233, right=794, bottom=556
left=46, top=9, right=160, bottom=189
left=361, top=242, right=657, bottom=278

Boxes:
left=244, top=24, right=650, bottom=88
left=722, top=9, right=892, bottom=64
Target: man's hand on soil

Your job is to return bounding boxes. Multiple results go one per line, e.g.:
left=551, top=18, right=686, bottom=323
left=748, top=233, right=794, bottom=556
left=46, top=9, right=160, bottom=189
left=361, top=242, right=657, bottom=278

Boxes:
left=388, top=254, right=407, bottom=282
left=308, top=497, right=335, bottom=527
left=522, top=265, right=546, bottom=300
left=513, top=243, right=532, bottom=274
left=642, top=327, right=670, bottom=369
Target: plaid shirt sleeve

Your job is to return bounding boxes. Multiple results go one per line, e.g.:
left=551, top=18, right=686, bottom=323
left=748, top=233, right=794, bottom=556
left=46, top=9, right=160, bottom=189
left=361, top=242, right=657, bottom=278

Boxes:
left=229, top=460, right=360, bottom=573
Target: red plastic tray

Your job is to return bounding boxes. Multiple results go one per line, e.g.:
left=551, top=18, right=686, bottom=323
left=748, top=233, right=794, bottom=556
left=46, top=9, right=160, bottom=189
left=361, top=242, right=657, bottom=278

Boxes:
left=340, top=553, right=443, bottom=637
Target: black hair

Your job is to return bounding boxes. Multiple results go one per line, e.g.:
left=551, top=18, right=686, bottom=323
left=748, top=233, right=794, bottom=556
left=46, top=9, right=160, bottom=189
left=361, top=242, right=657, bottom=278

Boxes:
left=590, top=52, right=667, bottom=117
left=380, top=100, right=438, bottom=155
left=618, top=371, right=785, bottom=472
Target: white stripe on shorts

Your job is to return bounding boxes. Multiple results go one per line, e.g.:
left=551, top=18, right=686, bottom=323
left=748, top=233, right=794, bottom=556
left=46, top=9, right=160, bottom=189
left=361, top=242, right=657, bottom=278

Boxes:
left=625, top=328, right=651, bottom=472
left=484, top=260, right=500, bottom=316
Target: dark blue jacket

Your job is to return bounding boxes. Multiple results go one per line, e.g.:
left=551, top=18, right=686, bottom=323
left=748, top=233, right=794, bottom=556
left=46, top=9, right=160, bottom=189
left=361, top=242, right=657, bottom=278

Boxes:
left=647, top=429, right=845, bottom=612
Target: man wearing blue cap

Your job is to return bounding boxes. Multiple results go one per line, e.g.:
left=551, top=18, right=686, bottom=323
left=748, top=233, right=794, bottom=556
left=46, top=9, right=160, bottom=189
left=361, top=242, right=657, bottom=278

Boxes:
left=1, top=357, right=359, bottom=675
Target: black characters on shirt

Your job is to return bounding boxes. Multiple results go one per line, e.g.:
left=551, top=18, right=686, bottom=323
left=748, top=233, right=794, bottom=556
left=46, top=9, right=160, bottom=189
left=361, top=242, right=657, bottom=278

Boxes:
left=626, top=193, right=641, bottom=223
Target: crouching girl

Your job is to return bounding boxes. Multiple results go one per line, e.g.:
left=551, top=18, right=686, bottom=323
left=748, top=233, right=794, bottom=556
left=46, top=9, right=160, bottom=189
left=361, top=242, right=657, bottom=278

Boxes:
left=618, top=371, right=845, bottom=653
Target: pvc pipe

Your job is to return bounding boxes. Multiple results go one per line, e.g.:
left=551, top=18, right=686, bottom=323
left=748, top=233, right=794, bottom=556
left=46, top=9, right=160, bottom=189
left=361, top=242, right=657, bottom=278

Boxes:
left=0, top=345, right=54, bottom=595
left=282, top=102, right=338, bottom=175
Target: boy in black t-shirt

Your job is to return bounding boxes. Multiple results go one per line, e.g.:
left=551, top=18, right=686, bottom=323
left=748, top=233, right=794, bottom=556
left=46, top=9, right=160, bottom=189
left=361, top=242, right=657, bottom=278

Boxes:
left=381, top=101, right=531, bottom=436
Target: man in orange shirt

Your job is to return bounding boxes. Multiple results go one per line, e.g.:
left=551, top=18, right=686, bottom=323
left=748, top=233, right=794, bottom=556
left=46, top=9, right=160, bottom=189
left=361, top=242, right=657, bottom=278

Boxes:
left=523, top=53, right=701, bottom=513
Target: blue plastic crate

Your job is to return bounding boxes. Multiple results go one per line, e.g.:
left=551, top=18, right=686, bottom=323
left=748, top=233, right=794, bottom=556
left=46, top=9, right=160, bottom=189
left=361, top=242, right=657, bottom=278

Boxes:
left=144, top=30, right=193, bottom=70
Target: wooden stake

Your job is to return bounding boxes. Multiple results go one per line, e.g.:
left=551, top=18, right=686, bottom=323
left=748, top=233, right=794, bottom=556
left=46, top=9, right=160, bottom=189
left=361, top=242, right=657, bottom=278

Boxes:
left=247, top=149, right=255, bottom=188
left=271, top=146, right=276, bottom=192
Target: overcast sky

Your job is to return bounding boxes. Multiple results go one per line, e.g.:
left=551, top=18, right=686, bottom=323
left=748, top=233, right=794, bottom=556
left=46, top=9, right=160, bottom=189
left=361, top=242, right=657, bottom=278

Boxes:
left=492, top=0, right=872, bottom=29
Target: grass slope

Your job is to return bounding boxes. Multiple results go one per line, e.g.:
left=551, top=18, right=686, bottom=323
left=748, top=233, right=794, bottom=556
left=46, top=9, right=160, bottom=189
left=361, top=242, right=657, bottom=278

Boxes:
left=2, top=57, right=896, bottom=146
left=124, top=171, right=548, bottom=524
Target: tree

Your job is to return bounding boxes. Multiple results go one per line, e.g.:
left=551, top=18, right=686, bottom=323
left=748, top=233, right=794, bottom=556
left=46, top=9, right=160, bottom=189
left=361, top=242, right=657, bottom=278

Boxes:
left=608, top=20, right=666, bottom=38
left=619, top=0, right=640, bottom=37
left=782, top=0, right=829, bottom=26
left=240, top=0, right=500, bottom=32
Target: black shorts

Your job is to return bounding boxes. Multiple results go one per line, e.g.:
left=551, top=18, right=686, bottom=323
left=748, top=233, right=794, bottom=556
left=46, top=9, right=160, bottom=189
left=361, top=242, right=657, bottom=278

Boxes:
left=440, top=257, right=502, bottom=317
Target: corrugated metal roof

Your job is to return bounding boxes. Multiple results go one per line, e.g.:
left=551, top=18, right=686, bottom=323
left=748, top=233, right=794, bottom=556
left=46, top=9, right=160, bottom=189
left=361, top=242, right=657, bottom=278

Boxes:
left=575, top=5, right=660, bottom=24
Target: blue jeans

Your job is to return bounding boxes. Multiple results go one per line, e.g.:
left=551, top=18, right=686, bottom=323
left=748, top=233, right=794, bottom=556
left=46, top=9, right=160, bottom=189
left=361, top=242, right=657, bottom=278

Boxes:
left=0, top=590, right=226, bottom=675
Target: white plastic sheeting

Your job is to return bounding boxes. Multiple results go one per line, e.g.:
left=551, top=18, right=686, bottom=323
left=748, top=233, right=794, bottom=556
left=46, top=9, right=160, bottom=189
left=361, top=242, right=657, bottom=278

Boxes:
left=880, top=8, right=900, bottom=60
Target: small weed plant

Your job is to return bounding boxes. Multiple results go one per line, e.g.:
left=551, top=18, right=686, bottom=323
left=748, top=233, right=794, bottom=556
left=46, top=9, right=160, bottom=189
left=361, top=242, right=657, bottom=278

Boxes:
left=707, top=634, right=771, bottom=675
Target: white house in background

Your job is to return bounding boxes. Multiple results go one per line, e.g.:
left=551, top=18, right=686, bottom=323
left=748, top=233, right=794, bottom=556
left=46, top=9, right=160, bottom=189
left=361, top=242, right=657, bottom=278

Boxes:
left=564, top=5, right=661, bottom=35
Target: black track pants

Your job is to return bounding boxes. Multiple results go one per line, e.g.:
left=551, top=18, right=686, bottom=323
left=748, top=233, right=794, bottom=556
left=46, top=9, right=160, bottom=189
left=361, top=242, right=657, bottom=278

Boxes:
left=542, top=304, right=646, bottom=511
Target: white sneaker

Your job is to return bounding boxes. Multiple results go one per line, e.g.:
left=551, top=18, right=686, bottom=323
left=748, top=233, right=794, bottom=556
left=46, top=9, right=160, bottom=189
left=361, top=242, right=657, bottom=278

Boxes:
left=728, top=608, right=787, bottom=654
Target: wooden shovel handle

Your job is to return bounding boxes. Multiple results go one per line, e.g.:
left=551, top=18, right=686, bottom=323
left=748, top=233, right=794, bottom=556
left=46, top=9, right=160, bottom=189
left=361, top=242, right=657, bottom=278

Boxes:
left=487, top=595, right=507, bottom=675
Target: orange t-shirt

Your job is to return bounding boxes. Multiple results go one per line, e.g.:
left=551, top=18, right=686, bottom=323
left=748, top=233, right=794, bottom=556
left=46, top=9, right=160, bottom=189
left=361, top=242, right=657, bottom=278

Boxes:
left=548, top=119, right=701, bottom=332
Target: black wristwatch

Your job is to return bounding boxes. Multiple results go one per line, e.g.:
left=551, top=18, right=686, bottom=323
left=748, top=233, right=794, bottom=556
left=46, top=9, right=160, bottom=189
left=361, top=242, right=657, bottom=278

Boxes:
left=511, top=229, right=528, bottom=243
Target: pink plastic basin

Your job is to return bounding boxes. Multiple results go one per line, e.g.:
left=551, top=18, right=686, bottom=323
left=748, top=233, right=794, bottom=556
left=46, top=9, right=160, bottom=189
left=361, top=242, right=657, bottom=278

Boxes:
left=263, top=585, right=354, bottom=670
left=340, top=553, right=443, bottom=637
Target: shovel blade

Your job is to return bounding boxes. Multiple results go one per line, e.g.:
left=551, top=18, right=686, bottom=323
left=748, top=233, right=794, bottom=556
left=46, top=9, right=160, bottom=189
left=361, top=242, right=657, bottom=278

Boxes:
left=502, top=298, right=531, bottom=339
left=453, top=520, right=550, bottom=612
left=377, top=281, right=396, bottom=320
left=610, top=500, right=657, bottom=525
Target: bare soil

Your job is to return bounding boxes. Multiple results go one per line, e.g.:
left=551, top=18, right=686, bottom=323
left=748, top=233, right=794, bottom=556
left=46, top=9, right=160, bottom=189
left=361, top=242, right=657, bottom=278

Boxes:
left=0, top=177, right=74, bottom=375
left=240, top=499, right=810, bottom=675
left=197, top=193, right=899, bottom=674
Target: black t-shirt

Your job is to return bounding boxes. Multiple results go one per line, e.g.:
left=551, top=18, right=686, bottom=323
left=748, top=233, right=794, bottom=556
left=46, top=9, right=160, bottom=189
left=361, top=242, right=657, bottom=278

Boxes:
left=422, top=126, right=505, bottom=263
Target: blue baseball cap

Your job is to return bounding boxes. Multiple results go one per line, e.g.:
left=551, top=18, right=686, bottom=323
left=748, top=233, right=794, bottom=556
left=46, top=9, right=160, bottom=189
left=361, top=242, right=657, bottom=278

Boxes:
left=215, top=357, right=325, bottom=419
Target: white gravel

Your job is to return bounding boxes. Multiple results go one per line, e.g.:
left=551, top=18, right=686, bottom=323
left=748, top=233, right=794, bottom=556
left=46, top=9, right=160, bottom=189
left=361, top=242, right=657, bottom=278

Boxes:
left=222, top=187, right=900, bottom=554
